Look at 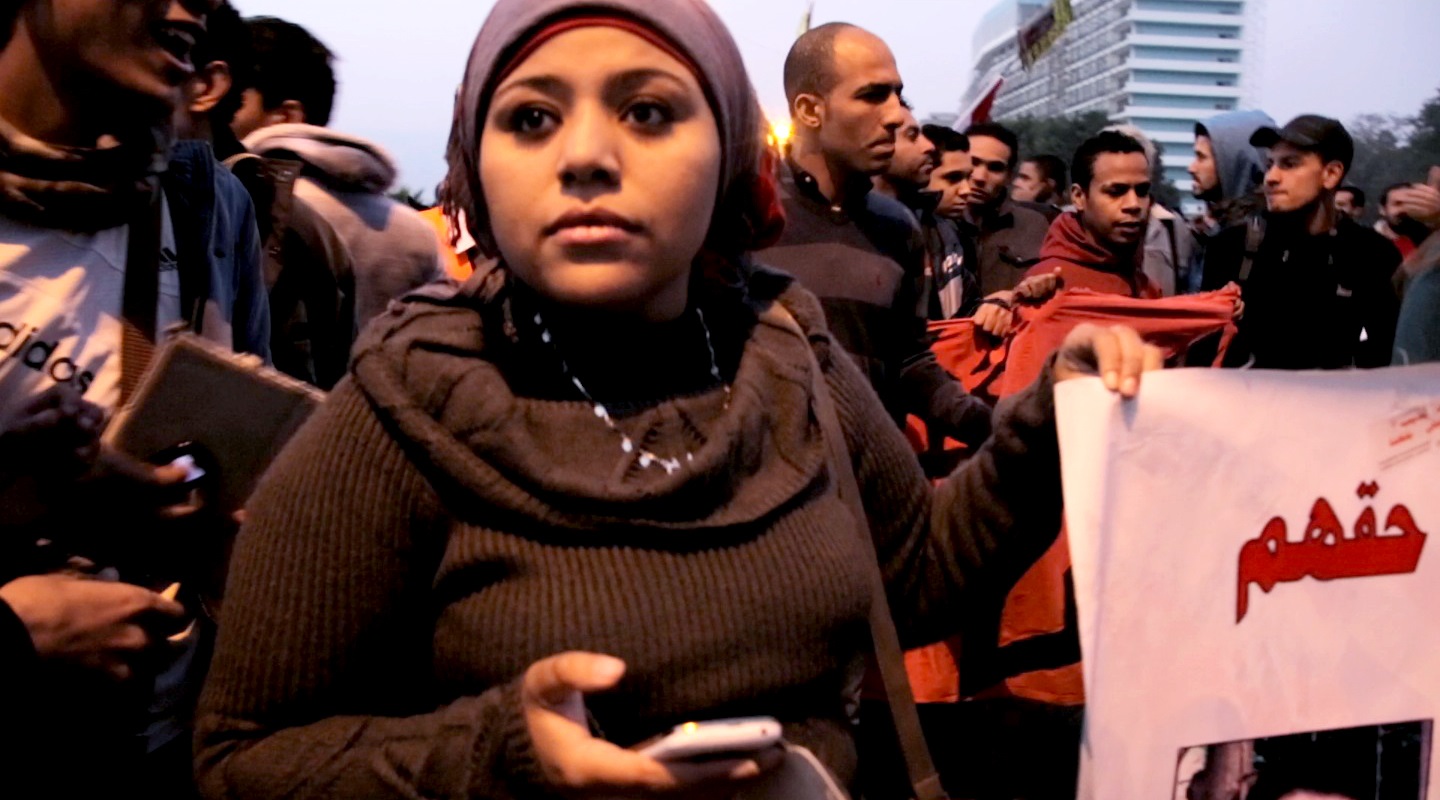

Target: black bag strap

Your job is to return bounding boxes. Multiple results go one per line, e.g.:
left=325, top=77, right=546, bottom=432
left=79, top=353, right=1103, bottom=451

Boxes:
left=1237, top=213, right=1266, bottom=284
left=769, top=304, right=947, bottom=800
left=119, top=190, right=166, bottom=403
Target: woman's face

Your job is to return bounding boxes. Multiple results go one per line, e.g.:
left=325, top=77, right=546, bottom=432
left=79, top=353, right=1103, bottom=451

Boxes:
left=480, top=26, right=721, bottom=321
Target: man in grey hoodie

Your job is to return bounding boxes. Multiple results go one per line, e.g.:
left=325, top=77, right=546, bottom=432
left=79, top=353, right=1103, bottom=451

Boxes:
left=1188, top=109, right=1275, bottom=292
left=231, top=17, right=441, bottom=389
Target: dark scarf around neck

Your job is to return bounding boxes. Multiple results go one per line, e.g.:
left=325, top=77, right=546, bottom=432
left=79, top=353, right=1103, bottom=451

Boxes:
left=0, top=116, right=170, bottom=232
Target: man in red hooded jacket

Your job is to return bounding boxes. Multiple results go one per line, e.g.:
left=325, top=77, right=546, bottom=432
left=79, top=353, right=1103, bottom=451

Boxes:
left=1026, top=131, right=1159, bottom=298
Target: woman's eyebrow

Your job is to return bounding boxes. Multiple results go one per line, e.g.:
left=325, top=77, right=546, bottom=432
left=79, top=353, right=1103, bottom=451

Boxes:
left=493, top=75, right=572, bottom=104
left=605, top=68, right=692, bottom=100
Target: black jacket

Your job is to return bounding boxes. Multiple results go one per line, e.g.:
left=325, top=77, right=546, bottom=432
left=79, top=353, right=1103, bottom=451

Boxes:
left=1203, top=214, right=1401, bottom=369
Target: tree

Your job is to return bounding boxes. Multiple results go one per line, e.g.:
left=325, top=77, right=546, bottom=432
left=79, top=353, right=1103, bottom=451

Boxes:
left=1344, top=85, right=1440, bottom=221
left=999, top=110, right=1110, bottom=170
left=1344, top=113, right=1418, bottom=216
left=1407, top=86, right=1440, bottom=169
left=998, top=110, right=1181, bottom=209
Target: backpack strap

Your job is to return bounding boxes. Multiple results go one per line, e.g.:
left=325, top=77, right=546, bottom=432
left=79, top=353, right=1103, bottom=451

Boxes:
left=223, top=152, right=302, bottom=291
left=118, top=191, right=166, bottom=403
left=1237, top=214, right=1266, bottom=284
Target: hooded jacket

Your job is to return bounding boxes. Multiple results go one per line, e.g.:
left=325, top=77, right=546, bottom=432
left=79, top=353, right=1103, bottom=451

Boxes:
left=1189, top=110, right=1276, bottom=292
left=1195, top=110, right=1274, bottom=223
left=243, top=124, right=442, bottom=388
left=1142, top=205, right=1196, bottom=297
left=1025, top=212, right=1156, bottom=298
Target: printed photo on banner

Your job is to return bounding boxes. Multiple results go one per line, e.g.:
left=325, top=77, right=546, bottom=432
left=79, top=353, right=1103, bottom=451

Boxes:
left=1175, top=720, right=1432, bottom=800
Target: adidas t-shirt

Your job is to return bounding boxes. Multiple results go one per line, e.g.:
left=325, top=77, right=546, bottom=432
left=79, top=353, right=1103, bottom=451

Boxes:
left=0, top=196, right=180, bottom=429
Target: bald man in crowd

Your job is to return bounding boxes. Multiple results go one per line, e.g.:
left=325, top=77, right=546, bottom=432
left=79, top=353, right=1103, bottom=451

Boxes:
left=756, top=23, right=993, bottom=452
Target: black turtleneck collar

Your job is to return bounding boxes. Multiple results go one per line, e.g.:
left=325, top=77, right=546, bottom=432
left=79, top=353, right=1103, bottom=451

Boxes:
left=493, top=275, right=756, bottom=416
left=1264, top=199, right=1340, bottom=240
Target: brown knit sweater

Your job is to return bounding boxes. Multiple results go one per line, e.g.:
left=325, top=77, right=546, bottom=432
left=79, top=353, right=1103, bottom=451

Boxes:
left=193, top=267, right=1063, bottom=799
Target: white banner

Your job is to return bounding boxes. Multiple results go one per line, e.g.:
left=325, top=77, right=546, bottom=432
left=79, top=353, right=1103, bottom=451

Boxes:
left=1057, top=366, right=1440, bottom=800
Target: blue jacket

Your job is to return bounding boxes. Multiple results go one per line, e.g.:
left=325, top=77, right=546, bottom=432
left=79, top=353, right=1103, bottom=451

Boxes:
left=1394, top=267, right=1440, bottom=365
left=163, top=140, right=270, bottom=360
left=1393, top=229, right=1440, bottom=365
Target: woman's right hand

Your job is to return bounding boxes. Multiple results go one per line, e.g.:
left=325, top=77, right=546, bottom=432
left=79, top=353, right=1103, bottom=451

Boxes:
left=522, top=652, right=782, bottom=798
left=1054, top=323, right=1165, bottom=398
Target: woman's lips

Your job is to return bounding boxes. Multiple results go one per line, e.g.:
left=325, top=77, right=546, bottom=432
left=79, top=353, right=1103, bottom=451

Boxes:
left=550, top=225, right=638, bottom=246
left=545, top=209, right=643, bottom=246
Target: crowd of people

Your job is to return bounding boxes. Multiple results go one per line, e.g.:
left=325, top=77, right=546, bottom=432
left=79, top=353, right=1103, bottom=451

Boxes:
left=0, top=0, right=1435, bottom=799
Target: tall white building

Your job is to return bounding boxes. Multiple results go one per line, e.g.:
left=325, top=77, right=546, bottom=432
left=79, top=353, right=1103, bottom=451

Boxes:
left=967, top=0, right=1259, bottom=197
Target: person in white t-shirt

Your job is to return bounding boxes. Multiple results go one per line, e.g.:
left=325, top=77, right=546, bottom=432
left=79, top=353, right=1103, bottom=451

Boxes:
left=0, top=0, right=270, bottom=794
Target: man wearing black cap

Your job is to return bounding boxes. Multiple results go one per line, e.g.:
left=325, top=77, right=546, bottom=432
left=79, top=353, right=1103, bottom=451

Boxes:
left=1201, top=115, right=1401, bottom=369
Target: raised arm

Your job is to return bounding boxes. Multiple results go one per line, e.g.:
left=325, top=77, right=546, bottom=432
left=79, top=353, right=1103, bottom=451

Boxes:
left=828, top=324, right=1159, bottom=647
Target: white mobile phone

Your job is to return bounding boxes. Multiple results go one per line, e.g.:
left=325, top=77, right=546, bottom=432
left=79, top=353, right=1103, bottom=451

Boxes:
left=634, top=716, right=783, bottom=761
left=168, top=454, right=207, bottom=484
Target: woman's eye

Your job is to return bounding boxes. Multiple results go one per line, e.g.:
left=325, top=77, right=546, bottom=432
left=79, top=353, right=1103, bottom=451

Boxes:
left=508, top=107, right=556, bottom=136
left=623, top=101, right=674, bottom=130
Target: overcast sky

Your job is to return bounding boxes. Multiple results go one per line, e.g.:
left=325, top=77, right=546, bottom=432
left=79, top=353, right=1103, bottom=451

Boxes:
left=237, top=0, right=1440, bottom=194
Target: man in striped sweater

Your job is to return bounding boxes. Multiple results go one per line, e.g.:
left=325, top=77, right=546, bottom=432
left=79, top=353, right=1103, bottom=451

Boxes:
left=756, top=22, right=992, bottom=451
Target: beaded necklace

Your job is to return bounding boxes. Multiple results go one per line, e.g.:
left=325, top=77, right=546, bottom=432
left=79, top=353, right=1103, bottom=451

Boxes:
left=532, top=307, right=730, bottom=474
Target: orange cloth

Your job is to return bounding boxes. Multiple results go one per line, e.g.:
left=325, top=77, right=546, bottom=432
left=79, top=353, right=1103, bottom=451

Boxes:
left=904, top=287, right=1239, bottom=706
left=421, top=207, right=474, bottom=282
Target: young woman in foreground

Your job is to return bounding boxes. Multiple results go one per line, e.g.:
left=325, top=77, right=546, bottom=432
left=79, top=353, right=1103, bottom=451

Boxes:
left=195, top=1, right=1161, bottom=797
